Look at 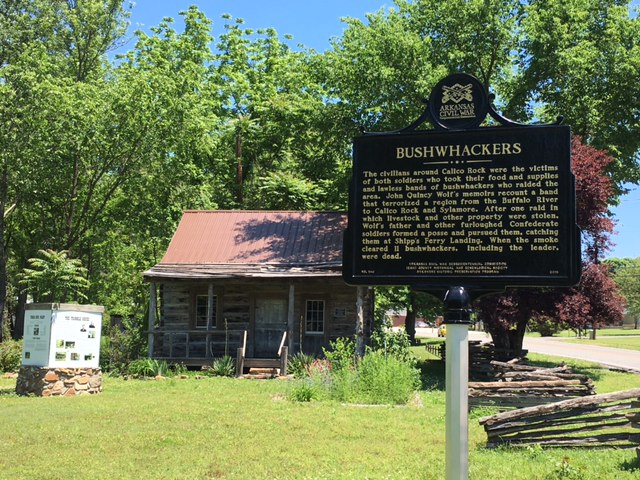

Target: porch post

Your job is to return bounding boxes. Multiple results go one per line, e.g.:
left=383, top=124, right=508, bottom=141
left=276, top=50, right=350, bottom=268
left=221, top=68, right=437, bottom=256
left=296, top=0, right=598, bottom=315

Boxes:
left=355, top=286, right=365, bottom=357
left=207, top=283, right=215, bottom=329
left=148, top=282, right=157, bottom=358
left=288, top=283, right=295, bottom=352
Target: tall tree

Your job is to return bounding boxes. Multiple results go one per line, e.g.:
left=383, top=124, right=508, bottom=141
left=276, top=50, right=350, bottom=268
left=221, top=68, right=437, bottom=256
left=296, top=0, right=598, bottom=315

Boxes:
left=510, top=0, right=640, bottom=184
left=476, top=137, right=623, bottom=350
left=608, top=257, right=640, bottom=328
left=0, top=0, right=130, bottom=339
left=86, top=6, right=221, bottom=320
left=213, top=15, right=343, bottom=210
left=324, top=0, right=640, bottom=184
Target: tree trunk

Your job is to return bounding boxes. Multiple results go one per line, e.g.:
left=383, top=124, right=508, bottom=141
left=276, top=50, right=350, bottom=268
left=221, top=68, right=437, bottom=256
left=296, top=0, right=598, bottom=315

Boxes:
left=235, top=132, right=243, bottom=205
left=405, top=291, right=417, bottom=345
left=0, top=166, right=7, bottom=342
left=488, top=315, right=528, bottom=358
left=12, top=289, right=27, bottom=340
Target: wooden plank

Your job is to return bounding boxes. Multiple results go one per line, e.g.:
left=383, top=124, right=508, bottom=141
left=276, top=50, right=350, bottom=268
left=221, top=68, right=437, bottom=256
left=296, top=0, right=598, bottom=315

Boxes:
left=484, top=403, right=634, bottom=431
left=487, top=418, right=632, bottom=441
left=278, top=331, right=287, bottom=357
left=480, top=388, right=640, bottom=426
left=490, top=361, right=570, bottom=373
left=280, top=346, right=288, bottom=376
left=485, top=411, right=632, bottom=438
left=471, top=396, right=570, bottom=410
left=488, top=433, right=640, bottom=449
left=470, top=380, right=584, bottom=389
left=625, top=412, right=640, bottom=423
left=497, top=372, right=592, bottom=382
left=235, top=347, right=244, bottom=377
left=243, top=358, right=282, bottom=369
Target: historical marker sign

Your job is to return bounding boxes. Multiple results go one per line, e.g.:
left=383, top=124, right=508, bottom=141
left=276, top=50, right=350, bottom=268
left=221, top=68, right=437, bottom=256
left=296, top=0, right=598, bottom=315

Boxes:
left=343, top=107, right=580, bottom=289
left=346, top=73, right=582, bottom=480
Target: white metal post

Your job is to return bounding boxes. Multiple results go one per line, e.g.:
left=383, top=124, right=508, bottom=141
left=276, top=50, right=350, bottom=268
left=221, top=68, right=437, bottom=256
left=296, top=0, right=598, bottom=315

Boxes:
left=445, top=323, right=469, bottom=480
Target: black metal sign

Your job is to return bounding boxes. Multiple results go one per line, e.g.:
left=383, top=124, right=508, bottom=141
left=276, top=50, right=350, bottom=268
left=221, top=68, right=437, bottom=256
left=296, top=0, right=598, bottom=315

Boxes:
left=343, top=74, right=581, bottom=290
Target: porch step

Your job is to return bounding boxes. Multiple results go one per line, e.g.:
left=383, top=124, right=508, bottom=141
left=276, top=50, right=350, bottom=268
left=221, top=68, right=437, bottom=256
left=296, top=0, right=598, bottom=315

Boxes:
left=240, top=368, right=288, bottom=380
left=249, top=367, right=280, bottom=375
left=243, top=359, right=282, bottom=369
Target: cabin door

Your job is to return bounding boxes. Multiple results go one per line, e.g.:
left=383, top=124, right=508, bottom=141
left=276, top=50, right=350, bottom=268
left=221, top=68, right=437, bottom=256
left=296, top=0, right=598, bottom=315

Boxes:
left=254, top=298, right=288, bottom=358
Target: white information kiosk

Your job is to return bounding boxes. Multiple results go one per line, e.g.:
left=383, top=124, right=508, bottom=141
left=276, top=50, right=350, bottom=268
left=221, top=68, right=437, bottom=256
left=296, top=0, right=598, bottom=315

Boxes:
left=22, top=303, right=104, bottom=368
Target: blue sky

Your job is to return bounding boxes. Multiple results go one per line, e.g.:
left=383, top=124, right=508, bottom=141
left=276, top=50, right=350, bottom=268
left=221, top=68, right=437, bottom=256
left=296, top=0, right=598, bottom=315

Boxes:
left=122, top=1, right=640, bottom=259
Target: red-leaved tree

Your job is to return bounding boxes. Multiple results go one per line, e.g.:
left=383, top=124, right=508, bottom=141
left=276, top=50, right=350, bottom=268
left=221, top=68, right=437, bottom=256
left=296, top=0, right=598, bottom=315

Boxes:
left=556, top=262, right=625, bottom=333
left=476, top=137, right=625, bottom=352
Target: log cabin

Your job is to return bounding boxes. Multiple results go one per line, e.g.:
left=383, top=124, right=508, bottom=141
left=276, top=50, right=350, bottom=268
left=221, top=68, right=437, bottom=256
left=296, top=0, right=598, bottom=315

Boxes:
left=143, top=210, right=374, bottom=366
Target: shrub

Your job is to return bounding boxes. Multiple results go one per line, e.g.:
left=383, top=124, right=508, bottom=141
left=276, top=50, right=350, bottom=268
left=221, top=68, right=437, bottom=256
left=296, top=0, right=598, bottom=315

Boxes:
left=0, top=339, right=22, bottom=373
left=287, top=352, right=315, bottom=378
left=100, top=325, right=147, bottom=374
left=287, top=350, right=421, bottom=406
left=326, top=367, right=358, bottom=403
left=529, top=316, right=563, bottom=337
left=210, top=355, right=236, bottom=377
left=369, top=328, right=414, bottom=364
left=288, top=359, right=333, bottom=402
left=355, top=350, right=420, bottom=405
left=126, top=358, right=169, bottom=377
left=287, top=379, right=322, bottom=402
left=323, top=337, right=356, bottom=371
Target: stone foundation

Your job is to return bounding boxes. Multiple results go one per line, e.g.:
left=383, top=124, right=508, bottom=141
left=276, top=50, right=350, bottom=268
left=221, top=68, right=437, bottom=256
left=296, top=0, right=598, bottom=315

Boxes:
left=16, top=366, right=103, bottom=397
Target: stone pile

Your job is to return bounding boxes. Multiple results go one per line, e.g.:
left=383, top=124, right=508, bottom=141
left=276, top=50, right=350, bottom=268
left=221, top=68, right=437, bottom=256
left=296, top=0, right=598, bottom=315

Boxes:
left=16, top=366, right=102, bottom=397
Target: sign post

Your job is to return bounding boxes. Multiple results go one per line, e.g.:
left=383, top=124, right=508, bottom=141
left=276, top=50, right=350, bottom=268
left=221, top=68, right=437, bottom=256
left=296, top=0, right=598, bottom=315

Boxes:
left=443, top=287, right=471, bottom=480
left=343, top=74, right=581, bottom=480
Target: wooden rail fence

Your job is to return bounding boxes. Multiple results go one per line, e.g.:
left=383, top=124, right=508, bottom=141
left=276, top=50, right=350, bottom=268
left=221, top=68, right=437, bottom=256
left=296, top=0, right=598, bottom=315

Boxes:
left=426, top=340, right=527, bottom=380
left=479, top=388, right=640, bottom=449
left=469, top=360, right=596, bottom=410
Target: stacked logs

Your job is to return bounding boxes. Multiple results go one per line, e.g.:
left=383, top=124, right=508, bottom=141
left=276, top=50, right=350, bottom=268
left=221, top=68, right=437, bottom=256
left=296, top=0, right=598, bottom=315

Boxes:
left=469, top=360, right=596, bottom=410
left=479, top=388, right=640, bottom=449
left=428, top=340, right=527, bottom=380
left=468, top=344, right=528, bottom=380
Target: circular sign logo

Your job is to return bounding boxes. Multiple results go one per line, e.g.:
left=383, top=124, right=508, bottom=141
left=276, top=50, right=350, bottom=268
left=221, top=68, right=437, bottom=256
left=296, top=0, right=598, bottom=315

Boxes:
left=428, top=73, right=489, bottom=130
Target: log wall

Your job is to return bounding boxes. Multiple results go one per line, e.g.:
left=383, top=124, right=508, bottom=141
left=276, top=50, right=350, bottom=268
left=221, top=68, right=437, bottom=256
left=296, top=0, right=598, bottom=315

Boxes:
left=154, top=277, right=371, bottom=359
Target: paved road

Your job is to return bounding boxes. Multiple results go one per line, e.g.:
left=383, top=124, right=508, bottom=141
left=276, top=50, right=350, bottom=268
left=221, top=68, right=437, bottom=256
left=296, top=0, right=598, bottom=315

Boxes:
left=522, top=335, right=640, bottom=374
left=415, top=327, right=640, bottom=374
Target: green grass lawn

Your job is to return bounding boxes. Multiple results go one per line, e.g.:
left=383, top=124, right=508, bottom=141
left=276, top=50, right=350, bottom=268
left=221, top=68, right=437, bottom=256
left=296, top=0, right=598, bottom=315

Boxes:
left=1, top=355, right=639, bottom=480
left=528, top=328, right=640, bottom=338
left=556, top=335, right=640, bottom=352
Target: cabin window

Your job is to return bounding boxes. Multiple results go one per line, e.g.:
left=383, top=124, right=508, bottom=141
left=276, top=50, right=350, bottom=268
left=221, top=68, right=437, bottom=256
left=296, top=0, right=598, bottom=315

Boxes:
left=195, top=294, right=217, bottom=329
left=305, top=300, right=325, bottom=334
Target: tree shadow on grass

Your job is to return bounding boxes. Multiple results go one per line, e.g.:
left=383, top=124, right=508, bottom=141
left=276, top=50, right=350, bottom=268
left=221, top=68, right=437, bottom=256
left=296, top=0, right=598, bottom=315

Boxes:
left=620, top=455, right=640, bottom=474
left=417, top=358, right=445, bottom=391
left=0, top=387, right=16, bottom=397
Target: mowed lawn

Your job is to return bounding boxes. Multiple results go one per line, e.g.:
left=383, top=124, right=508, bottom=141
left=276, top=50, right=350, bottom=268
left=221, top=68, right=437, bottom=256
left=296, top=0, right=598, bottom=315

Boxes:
left=528, top=328, right=640, bottom=338
left=557, top=336, right=640, bottom=352
left=0, top=354, right=639, bottom=480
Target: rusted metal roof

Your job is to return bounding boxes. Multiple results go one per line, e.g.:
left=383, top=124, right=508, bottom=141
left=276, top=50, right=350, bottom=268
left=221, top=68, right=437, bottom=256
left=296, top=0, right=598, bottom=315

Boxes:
left=144, top=210, right=347, bottom=280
